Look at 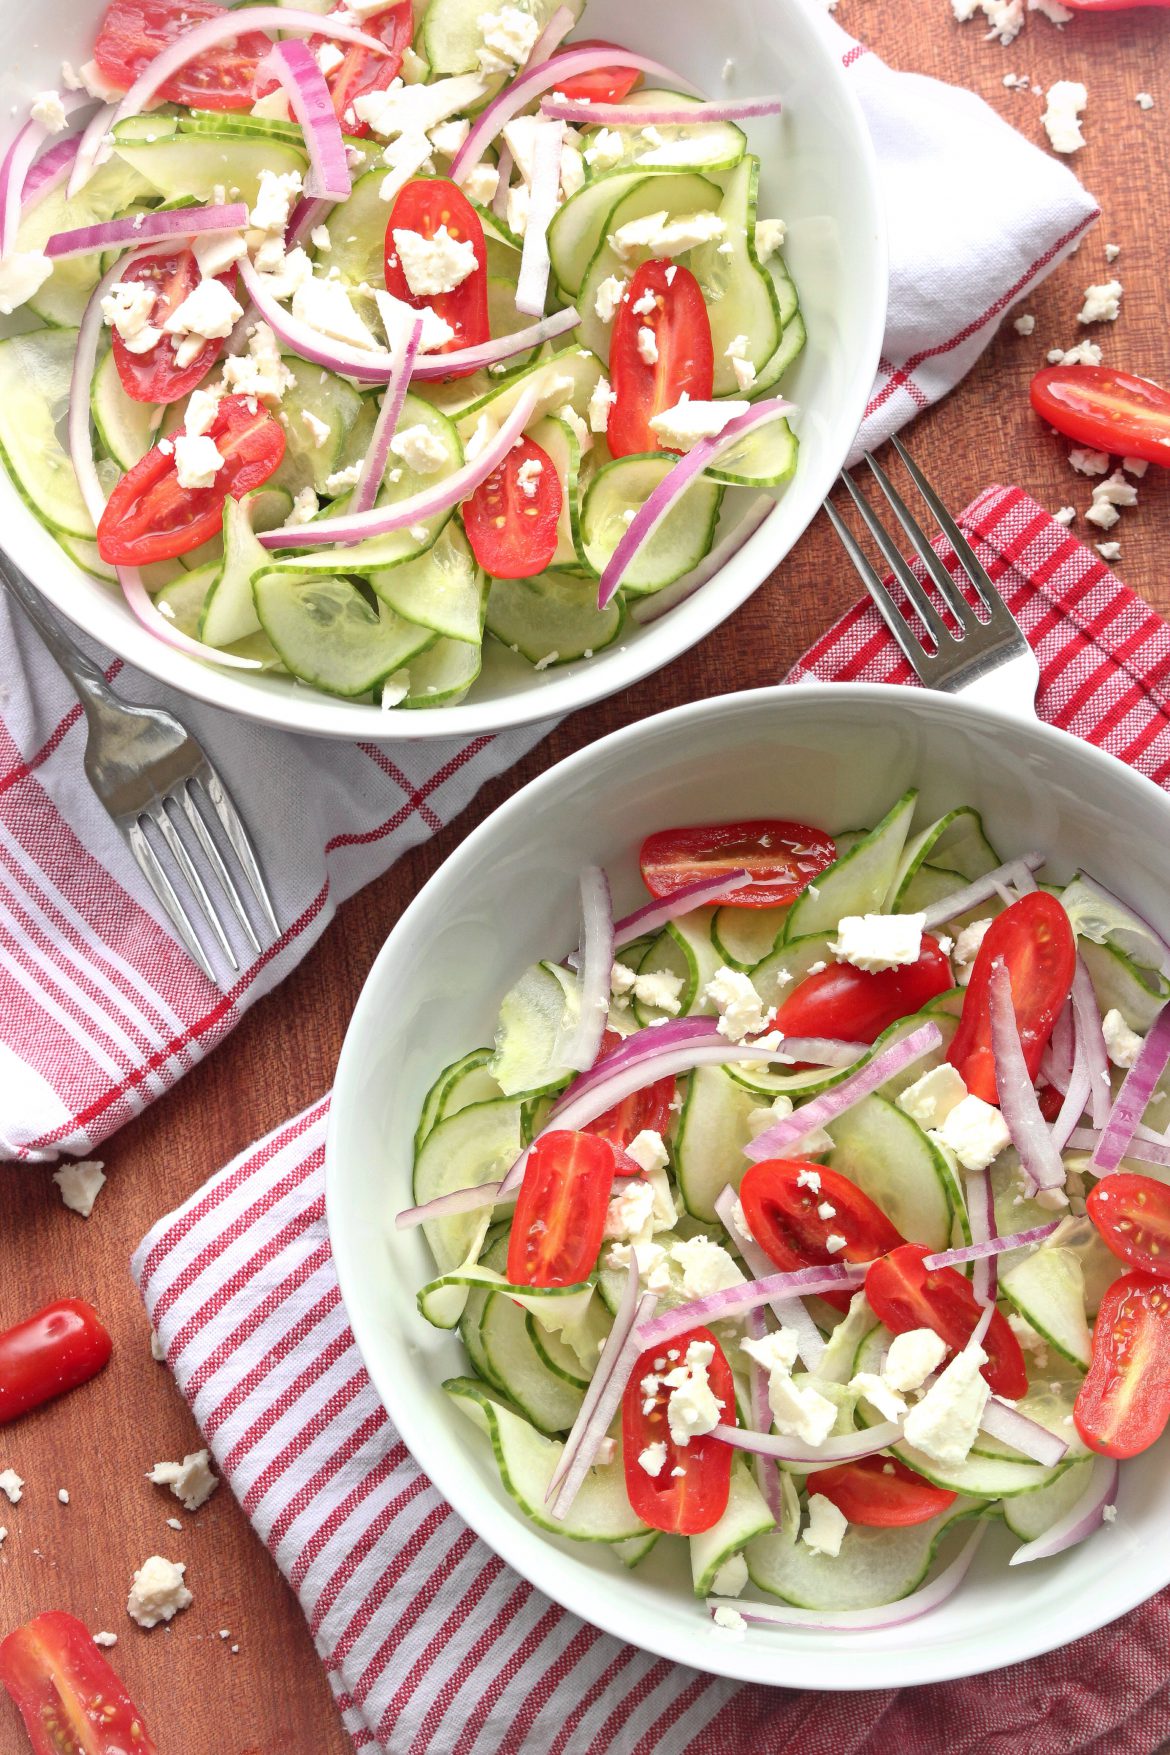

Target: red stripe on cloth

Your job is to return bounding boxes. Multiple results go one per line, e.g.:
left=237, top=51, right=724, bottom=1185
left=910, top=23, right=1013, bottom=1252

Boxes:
left=451, top=1599, right=565, bottom=1755
left=494, top=1623, right=606, bottom=1755
left=182, top=1237, right=333, bottom=1403
left=264, top=1405, right=391, bottom=1553
left=201, top=1282, right=343, bottom=1440
left=289, top=1439, right=410, bottom=1593
left=372, top=1530, right=490, bottom=1739
left=314, top=1478, right=447, bottom=1647
left=406, top=1576, right=534, bottom=1755
left=157, top=1178, right=325, bottom=1346
left=230, top=1340, right=358, bottom=1485
left=0, top=659, right=124, bottom=796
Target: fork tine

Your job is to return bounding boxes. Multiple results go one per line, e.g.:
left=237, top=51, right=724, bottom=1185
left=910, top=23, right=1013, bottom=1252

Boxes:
left=149, top=802, right=239, bottom=971
left=889, top=433, right=1018, bottom=631
left=862, top=449, right=984, bottom=631
left=823, top=499, right=935, bottom=682
left=179, top=783, right=262, bottom=956
left=196, top=764, right=280, bottom=937
left=126, top=820, right=217, bottom=985
left=838, top=469, right=952, bottom=650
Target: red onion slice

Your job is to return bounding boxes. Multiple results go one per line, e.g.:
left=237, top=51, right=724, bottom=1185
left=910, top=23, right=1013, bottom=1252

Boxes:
left=713, top=1524, right=986, bottom=1631
left=526, top=5, right=578, bottom=68
left=977, top=1397, right=1069, bottom=1468
left=541, top=94, right=783, bottom=126
left=46, top=201, right=249, bottom=260
left=557, top=866, right=614, bottom=1073
left=635, top=1262, right=869, bottom=1353
left=515, top=118, right=562, bottom=317
left=711, top=1419, right=901, bottom=1471
left=1066, top=1125, right=1170, bottom=1167
left=988, top=959, right=1066, bottom=1193
left=598, top=399, right=796, bottom=609
left=715, top=1186, right=825, bottom=1369
left=1070, top=956, right=1112, bottom=1131
left=350, top=315, right=424, bottom=516
left=633, top=496, right=775, bottom=627
left=21, top=133, right=81, bottom=212
left=1009, top=1456, right=1119, bottom=1565
left=919, top=854, right=1045, bottom=930
left=922, top=1220, right=1062, bottom=1273
left=286, top=193, right=334, bottom=252
left=258, top=40, right=351, bottom=200
left=1089, top=999, right=1170, bottom=1174
left=394, top=1180, right=504, bottom=1231
left=611, top=869, right=751, bottom=949
left=742, top=1306, right=785, bottom=1523
left=0, top=92, right=90, bottom=253
left=744, top=1022, right=943, bottom=1163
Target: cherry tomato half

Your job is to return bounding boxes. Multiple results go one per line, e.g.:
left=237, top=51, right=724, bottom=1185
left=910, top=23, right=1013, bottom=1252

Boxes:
left=384, top=177, right=489, bottom=368
left=866, top=1244, right=1028, bottom=1398
left=811, top=1456, right=957, bottom=1528
left=313, top=3, right=412, bottom=133
left=96, top=395, right=285, bottom=566
left=1031, top=365, right=1170, bottom=470
left=463, top=435, right=563, bottom=579
left=740, top=1160, right=905, bottom=1313
left=947, top=893, right=1076, bottom=1105
left=608, top=259, right=714, bottom=458
left=0, top=1299, right=112, bottom=1424
left=0, top=1611, right=158, bottom=1755
left=94, top=0, right=271, bottom=109
left=772, top=937, right=953, bottom=1046
left=1086, top=1173, right=1170, bottom=1280
left=639, top=819, right=837, bottom=909
left=621, top=1326, right=733, bottom=1534
left=586, top=1028, right=676, bottom=1164
left=1075, top=1271, right=1170, bottom=1457
left=507, top=1130, right=615, bottom=1288
left=551, top=40, right=642, bottom=103
left=111, top=252, right=239, bottom=406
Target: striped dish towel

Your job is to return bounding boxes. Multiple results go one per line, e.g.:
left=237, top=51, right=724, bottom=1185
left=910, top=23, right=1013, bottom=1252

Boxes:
left=0, top=19, right=1096, bottom=1165
left=135, top=488, right=1170, bottom=1755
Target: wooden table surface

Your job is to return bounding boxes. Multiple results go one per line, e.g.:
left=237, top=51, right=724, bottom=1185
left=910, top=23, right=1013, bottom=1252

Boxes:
left=3, top=6, right=1169, bottom=1753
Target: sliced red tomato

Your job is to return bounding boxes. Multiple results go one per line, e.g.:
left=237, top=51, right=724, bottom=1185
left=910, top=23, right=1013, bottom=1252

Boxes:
left=739, top=1160, right=905, bottom=1313
left=586, top=1028, right=676, bottom=1164
left=0, top=1611, right=158, bottom=1755
left=811, top=1456, right=958, bottom=1528
left=1031, top=365, right=1170, bottom=469
left=507, top=1130, right=615, bottom=1288
left=384, top=178, right=489, bottom=371
left=946, top=892, right=1076, bottom=1105
left=1075, top=1271, right=1170, bottom=1456
left=93, top=0, right=270, bottom=109
left=315, top=3, right=412, bottom=132
left=866, top=1243, right=1028, bottom=1398
left=621, top=1326, right=733, bottom=1534
left=96, top=395, right=285, bottom=566
left=0, top=1299, right=112, bottom=1425
left=551, top=40, right=642, bottom=103
left=463, top=435, right=562, bottom=579
left=608, top=260, right=714, bottom=459
left=772, top=938, right=953, bottom=1046
left=110, top=252, right=238, bottom=406
left=639, top=819, right=837, bottom=909
left=1060, top=0, right=1170, bottom=11
left=1086, top=1173, right=1169, bottom=1280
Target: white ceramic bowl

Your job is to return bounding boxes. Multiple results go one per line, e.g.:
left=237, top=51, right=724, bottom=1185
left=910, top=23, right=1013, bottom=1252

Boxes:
left=328, top=683, right=1170, bottom=1688
left=0, top=0, right=885, bottom=739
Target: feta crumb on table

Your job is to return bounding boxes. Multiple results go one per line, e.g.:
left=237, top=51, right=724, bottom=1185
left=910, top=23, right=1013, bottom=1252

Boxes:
left=1096, top=542, right=1121, bottom=563
left=1122, top=457, right=1148, bottom=477
left=1069, top=448, right=1109, bottom=476
left=1054, top=506, right=1076, bottom=525
left=127, top=1555, right=193, bottom=1629
left=1012, top=313, right=1036, bottom=335
left=147, top=1449, right=219, bottom=1513
left=1078, top=280, right=1122, bottom=325
left=0, top=1469, right=18, bottom=1505
left=1085, top=470, right=1138, bottom=532
left=802, top=1494, right=848, bottom=1558
left=52, top=1159, right=106, bottom=1218
left=830, top=912, right=925, bottom=974
left=93, top=1631, right=118, bottom=1648
left=1136, top=93, right=1155, bottom=111
left=1042, top=80, right=1087, bottom=154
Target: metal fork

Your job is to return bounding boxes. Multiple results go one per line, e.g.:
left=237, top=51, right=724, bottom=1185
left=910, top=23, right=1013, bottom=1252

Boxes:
left=824, top=434, right=1040, bottom=714
left=0, top=552, right=279, bottom=986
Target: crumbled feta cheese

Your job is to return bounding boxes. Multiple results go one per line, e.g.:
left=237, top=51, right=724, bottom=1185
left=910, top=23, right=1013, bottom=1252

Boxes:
left=127, top=1556, right=193, bottom=1629
left=52, top=1159, right=106, bottom=1218
left=557, top=401, right=591, bottom=452
left=292, top=276, right=379, bottom=350
left=981, top=0, right=1025, bottom=43
left=902, top=1335, right=989, bottom=1465
left=354, top=73, right=488, bottom=142
left=163, top=278, right=244, bottom=368
left=505, top=182, right=530, bottom=238
left=1079, top=280, right=1122, bottom=325
left=392, top=224, right=478, bottom=299
left=953, top=918, right=991, bottom=983
left=516, top=456, right=543, bottom=499
left=883, top=1327, right=948, bottom=1393
left=638, top=1441, right=667, bottom=1477
left=173, top=433, right=224, bottom=492
left=1102, top=1007, right=1143, bottom=1068
left=93, top=1632, right=118, bottom=1648
left=796, top=1167, right=822, bottom=1192
left=802, top=1493, right=848, bottom=1558
left=477, top=5, right=540, bottom=75
left=1070, top=448, right=1110, bottom=476
left=631, top=288, right=657, bottom=319
left=610, top=960, right=637, bottom=996
left=249, top=168, right=304, bottom=235
left=648, top=397, right=749, bottom=453
left=713, top=1604, right=746, bottom=1631
left=382, top=670, right=411, bottom=709
left=625, top=1129, right=669, bottom=1175
left=898, top=1064, right=968, bottom=1131
left=325, top=462, right=362, bottom=496
left=101, top=280, right=158, bottom=354
left=849, top=1370, right=908, bottom=1422
left=315, top=40, right=345, bottom=76
left=31, top=91, right=68, bottom=133
left=463, top=163, right=500, bottom=206
left=584, top=127, right=625, bottom=172
left=607, top=1238, right=673, bottom=1290
left=817, top=1200, right=836, bottom=1222
left=193, top=230, right=247, bottom=279
left=710, top=1552, right=748, bottom=1597
left=1086, top=469, right=1138, bottom=532
left=389, top=422, right=448, bottom=475
left=741, top=1327, right=801, bottom=1375
left=378, top=130, right=436, bottom=203
left=630, top=967, right=684, bottom=1015
left=588, top=375, right=615, bottom=434
left=1012, top=313, right=1036, bottom=336
left=1096, top=542, right=1121, bottom=563
left=1136, top=93, right=1155, bottom=111
left=664, top=1338, right=726, bottom=1446
left=1055, top=340, right=1103, bottom=368
left=0, top=1469, right=23, bottom=1504
left=754, top=218, right=786, bottom=260
left=1054, top=506, right=1076, bottom=525
left=223, top=322, right=296, bottom=406
left=934, top=1093, right=1011, bottom=1171
left=78, top=59, right=122, bottom=102
left=299, top=408, right=332, bottom=451
left=58, top=1488, right=70, bottom=1505
left=1042, top=80, right=1087, bottom=154
left=429, top=117, right=470, bottom=158
left=830, top=912, right=925, bottom=974
left=1123, top=456, right=1148, bottom=477
left=636, top=325, right=659, bottom=366
left=673, top=1236, right=744, bottom=1300
left=769, top=1372, right=837, bottom=1446
left=147, top=1449, right=219, bottom=1514
left=703, top=966, right=774, bottom=1042
left=1029, top=0, right=1073, bottom=19
left=604, top=1178, right=657, bottom=1244
left=825, top=1233, right=848, bottom=1254
left=0, top=250, right=53, bottom=315
left=610, top=209, right=726, bottom=260
left=251, top=87, right=292, bottom=121
left=185, top=387, right=222, bottom=439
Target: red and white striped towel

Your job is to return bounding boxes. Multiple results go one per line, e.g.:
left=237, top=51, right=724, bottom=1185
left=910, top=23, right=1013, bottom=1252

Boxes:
left=0, top=23, right=1096, bottom=1165
left=135, top=489, right=1170, bottom=1755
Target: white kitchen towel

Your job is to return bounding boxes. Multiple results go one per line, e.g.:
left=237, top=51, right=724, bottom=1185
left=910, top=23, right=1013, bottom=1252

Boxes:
left=0, top=20, right=1097, bottom=1163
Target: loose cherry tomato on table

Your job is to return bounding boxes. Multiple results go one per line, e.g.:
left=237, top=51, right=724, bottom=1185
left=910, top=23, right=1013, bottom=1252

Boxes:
left=1086, top=1173, right=1170, bottom=1279
left=1075, top=1271, right=1170, bottom=1457
left=0, top=1611, right=157, bottom=1755
left=621, top=1326, right=733, bottom=1534
left=946, top=893, right=1075, bottom=1105
left=811, top=1456, right=958, bottom=1528
left=866, top=1243, right=1028, bottom=1398
left=1031, top=365, right=1170, bottom=470
left=93, top=0, right=271, bottom=109
left=110, top=252, right=239, bottom=405
left=96, top=395, right=285, bottom=566
left=507, top=1130, right=615, bottom=1288
left=586, top=1028, right=676, bottom=1166
left=384, top=178, right=489, bottom=368
left=0, top=1298, right=112, bottom=1424
left=551, top=41, right=642, bottom=103
left=639, top=819, right=837, bottom=908
left=771, top=938, right=953, bottom=1046
left=608, top=259, right=714, bottom=458
left=463, top=435, right=563, bottom=579
left=739, top=1160, right=905, bottom=1312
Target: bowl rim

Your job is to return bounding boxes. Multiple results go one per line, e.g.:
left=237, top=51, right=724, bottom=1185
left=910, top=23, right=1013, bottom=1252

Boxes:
left=7, top=0, right=888, bottom=742
left=327, top=679, right=1170, bottom=1688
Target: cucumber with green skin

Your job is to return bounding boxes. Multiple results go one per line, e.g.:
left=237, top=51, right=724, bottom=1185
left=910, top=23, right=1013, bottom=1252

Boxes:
left=581, top=454, right=722, bottom=594
left=783, top=790, right=919, bottom=941
left=252, top=571, right=435, bottom=697
left=746, top=1502, right=982, bottom=1610
left=689, top=1460, right=775, bottom=1595
left=372, top=522, right=485, bottom=645
left=112, top=131, right=307, bottom=205
left=0, top=330, right=98, bottom=540
left=485, top=570, right=626, bottom=667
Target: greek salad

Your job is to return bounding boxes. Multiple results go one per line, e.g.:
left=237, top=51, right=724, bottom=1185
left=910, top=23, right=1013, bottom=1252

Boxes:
left=399, top=792, right=1170, bottom=1631
left=0, top=0, right=801, bottom=708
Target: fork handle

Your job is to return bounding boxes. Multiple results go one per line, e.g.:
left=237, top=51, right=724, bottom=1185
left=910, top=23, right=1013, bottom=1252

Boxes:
left=0, top=547, right=119, bottom=707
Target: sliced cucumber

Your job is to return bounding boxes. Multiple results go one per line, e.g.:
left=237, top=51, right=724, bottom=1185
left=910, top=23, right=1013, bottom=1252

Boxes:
left=200, top=493, right=274, bottom=649
left=581, top=454, right=721, bottom=594
left=424, top=0, right=583, bottom=73
left=690, top=157, right=781, bottom=396
left=690, top=1460, right=775, bottom=1595
left=1000, top=1246, right=1093, bottom=1370
left=412, top=1095, right=524, bottom=1274
left=1078, top=938, right=1169, bottom=1033
left=1060, top=875, right=1170, bottom=979
left=750, top=311, right=806, bottom=400
left=891, top=1441, right=1067, bottom=1500
left=815, top=1296, right=879, bottom=1386
left=674, top=1065, right=760, bottom=1221
left=0, top=329, right=94, bottom=539
left=421, top=1266, right=592, bottom=1332
left=153, top=562, right=222, bottom=638
left=58, top=534, right=116, bottom=583
left=17, top=158, right=154, bottom=328
left=414, top=1046, right=496, bottom=1154
left=1002, top=1459, right=1097, bottom=1541
left=746, top=1504, right=975, bottom=1609
left=784, top=790, right=919, bottom=941
left=826, top=1095, right=954, bottom=1251
left=549, top=170, right=645, bottom=299
left=577, top=90, right=746, bottom=180
left=898, top=863, right=968, bottom=915
left=444, top=1376, right=648, bottom=1543
left=371, top=521, right=484, bottom=644
left=490, top=960, right=579, bottom=1097
left=614, top=1531, right=661, bottom=1568
left=485, top=569, right=624, bottom=667
left=892, top=807, right=1001, bottom=909
left=526, top=1310, right=603, bottom=1389
left=273, top=369, right=364, bottom=497
left=479, top=1289, right=585, bottom=1435
left=487, top=275, right=546, bottom=376
left=252, top=571, right=435, bottom=697
left=710, top=906, right=788, bottom=971
left=705, top=413, right=797, bottom=491
left=91, top=346, right=159, bottom=471
left=323, top=167, right=388, bottom=291
left=113, top=132, right=307, bottom=204
left=399, top=634, right=482, bottom=707
left=529, top=413, right=591, bottom=571
left=633, top=911, right=723, bottom=1023
left=747, top=930, right=838, bottom=1017
left=452, top=347, right=603, bottom=439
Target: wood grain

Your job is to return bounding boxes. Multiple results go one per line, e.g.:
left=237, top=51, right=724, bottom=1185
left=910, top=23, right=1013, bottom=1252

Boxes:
left=2, top=6, right=1168, bottom=1751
